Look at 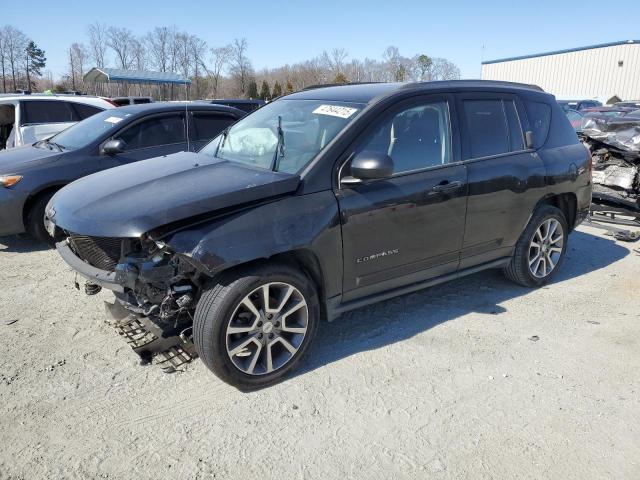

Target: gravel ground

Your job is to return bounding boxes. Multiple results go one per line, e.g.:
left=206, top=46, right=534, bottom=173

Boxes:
left=1, top=224, right=639, bottom=480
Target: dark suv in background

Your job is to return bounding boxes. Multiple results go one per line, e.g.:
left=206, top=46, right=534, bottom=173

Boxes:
left=49, top=81, right=591, bottom=389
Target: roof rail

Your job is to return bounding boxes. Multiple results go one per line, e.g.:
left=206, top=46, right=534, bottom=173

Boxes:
left=302, top=81, right=386, bottom=91
left=402, top=79, right=545, bottom=92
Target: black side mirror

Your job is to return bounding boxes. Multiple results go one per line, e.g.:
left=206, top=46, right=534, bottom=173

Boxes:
left=342, top=151, right=394, bottom=185
left=102, top=139, right=125, bottom=155
left=525, top=131, right=535, bottom=149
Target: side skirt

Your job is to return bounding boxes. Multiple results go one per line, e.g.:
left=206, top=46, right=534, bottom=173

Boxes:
left=326, top=257, right=511, bottom=321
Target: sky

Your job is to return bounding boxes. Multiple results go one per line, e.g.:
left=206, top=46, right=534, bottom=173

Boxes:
left=3, top=0, right=640, bottom=80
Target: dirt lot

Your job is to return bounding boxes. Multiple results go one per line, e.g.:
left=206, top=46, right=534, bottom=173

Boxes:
left=1, top=224, right=639, bottom=480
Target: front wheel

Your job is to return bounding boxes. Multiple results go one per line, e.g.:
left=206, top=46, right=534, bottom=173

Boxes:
left=26, top=192, right=58, bottom=247
left=503, top=205, right=568, bottom=287
left=193, top=264, right=319, bottom=390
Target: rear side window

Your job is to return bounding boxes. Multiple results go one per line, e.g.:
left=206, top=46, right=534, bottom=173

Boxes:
left=21, top=100, right=75, bottom=124
left=524, top=101, right=551, bottom=148
left=191, top=113, right=235, bottom=142
left=71, top=103, right=103, bottom=120
left=115, top=114, right=185, bottom=150
left=463, top=99, right=509, bottom=158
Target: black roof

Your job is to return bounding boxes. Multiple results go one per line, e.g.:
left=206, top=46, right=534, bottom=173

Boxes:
left=114, top=101, right=244, bottom=117
left=286, top=80, right=546, bottom=104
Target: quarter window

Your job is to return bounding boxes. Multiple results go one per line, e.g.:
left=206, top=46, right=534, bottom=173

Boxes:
left=524, top=101, right=551, bottom=149
left=115, top=115, right=185, bottom=151
left=71, top=103, right=103, bottom=120
left=357, top=101, right=452, bottom=174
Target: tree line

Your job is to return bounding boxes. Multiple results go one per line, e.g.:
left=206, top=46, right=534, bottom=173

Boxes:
left=1, top=23, right=461, bottom=100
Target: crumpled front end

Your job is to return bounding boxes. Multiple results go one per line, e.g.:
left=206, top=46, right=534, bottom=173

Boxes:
left=582, top=117, right=640, bottom=226
left=56, top=232, right=208, bottom=370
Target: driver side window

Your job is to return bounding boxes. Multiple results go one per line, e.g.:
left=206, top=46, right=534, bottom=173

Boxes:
left=358, top=101, right=452, bottom=174
left=115, top=114, right=185, bottom=151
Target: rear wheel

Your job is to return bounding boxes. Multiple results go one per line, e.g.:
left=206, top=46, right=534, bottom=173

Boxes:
left=26, top=192, right=58, bottom=247
left=503, top=205, right=568, bottom=287
left=193, top=264, right=319, bottom=390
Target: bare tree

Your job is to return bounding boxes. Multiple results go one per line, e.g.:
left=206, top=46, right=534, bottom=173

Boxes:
left=3, top=26, right=27, bottom=91
left=131, top=38, right=147, bottom=70
left=229, top=38, right=253, bottom=96
left=87, top=22, right=108, bottom=68
left=146, top=26, right=173, bottom=72
left=68, top=42, right=88, bottom=90
left=431, top=57, right=461, bottom=80
left=0, top=27, right=7, bottom=92
left=107, top=26, right=135, bottom=69
left=190, top=35, right=208, bottom=99
left=209, top=45, right=230, bottom=98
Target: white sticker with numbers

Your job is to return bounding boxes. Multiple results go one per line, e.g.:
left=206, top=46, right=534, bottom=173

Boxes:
left=312, top=104, right=358, bottom=119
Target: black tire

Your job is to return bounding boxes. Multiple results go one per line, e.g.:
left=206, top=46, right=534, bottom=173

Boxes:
left=193, top=263, right=320, bottom=390
left=503, top=204, right=568, bottom=287
left=26, top=191, right=58, bottom=247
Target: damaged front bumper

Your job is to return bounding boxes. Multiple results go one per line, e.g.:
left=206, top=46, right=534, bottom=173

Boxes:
left=56, top=235, right=204, bottom=371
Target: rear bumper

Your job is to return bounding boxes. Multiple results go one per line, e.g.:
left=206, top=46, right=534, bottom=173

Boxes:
left=575, top=184, right=592, bottom=227
left=0, top=188, right=27, bottom=236
left=56, top=240, right=124, bottom=292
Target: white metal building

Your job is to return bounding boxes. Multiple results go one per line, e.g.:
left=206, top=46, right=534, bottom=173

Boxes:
left=481, top=40, right=640, bottom=103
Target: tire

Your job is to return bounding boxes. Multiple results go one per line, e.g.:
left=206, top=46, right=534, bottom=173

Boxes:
left=193, top=263, right=320, bottom=390
left=26, top=191, right=58, bottom=247
left=503, top=204, right=568, bottom=287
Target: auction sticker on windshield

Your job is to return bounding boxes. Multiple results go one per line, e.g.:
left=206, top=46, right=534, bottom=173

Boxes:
left=104, top=116, right=124, bottom=124
left=313, top=104, right=358, bottom=119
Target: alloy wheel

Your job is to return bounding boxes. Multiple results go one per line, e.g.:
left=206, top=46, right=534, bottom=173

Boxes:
left=528, top=218, right=564, bottom=278
left=225, top=282, right=308, bottom=375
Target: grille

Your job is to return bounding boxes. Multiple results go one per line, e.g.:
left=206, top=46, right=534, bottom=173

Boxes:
left=68, top=234, right=123, bottom=272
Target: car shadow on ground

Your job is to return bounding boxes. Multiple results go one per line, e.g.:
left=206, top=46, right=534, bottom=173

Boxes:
left=0, top=235, right=50, bottom=253
left=293, top=230, right=629, bottom=379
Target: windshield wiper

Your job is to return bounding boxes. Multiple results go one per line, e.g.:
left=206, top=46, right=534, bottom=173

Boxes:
left=270, top=115, right=285, bottom=171
left=42, top=138, right=65, bottom=152
left=214, top=127, right=230, bottom=157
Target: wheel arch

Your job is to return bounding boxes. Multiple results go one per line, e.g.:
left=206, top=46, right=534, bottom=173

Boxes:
left=201, top=248, right=329, bottom=321
left=22, top=183, right=66, bottom=225
left=536, top=192, right=577, bottom=231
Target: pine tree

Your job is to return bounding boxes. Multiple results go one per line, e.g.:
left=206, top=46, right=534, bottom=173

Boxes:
left=247, top=80, right=258, bottom=99
left=25, top=41, right=46, bottom=91
left=285, top=80, right=294, bottom=93
left=272, top=81, right=283, bottom=98
left=259, top=80, right=271, bottom=100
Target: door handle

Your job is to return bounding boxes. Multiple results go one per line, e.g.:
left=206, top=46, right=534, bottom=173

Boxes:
left=430, top=180, right=463, bottom=193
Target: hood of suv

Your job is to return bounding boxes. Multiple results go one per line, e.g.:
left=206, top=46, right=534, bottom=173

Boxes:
left=49, top=151, right=300, bottom=238
left=0, top=144, right=64, bottom=173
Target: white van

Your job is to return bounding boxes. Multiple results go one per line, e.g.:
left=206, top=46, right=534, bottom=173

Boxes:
left=0, top=94, right=115, bottom=150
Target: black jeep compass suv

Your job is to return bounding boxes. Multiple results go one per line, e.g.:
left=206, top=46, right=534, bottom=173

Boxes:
left=49, top=81, right=592, bottom=389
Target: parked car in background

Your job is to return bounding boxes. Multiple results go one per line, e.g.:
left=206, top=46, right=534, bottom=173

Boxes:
left=109, top=96, right=154, bottom=106
left=581, top=106, right=637, bottom=117
left=565, top=109, right=583, bottom=132
left=49, top=80, right=591, bottom=389
left=557, top=99, right=602, bottom=112
left=204, top=99, right=266, bottom=113
left=0, top=94, right=115, bottom=151
left=0, top=102, right=243, bottom=244
left=614, top=100, right=640, bottom=109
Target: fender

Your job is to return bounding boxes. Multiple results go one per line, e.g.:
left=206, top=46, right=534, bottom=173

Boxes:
left=164, top=190, right=344, bottom=300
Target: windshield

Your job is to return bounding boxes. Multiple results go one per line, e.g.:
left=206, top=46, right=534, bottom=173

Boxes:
left=45, top=109, right=131, bottom=150
left=200, top=99, right=365, bottom=174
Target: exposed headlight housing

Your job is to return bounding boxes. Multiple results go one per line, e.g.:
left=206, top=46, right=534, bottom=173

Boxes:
left=0, top=175, right=23, bottom=187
